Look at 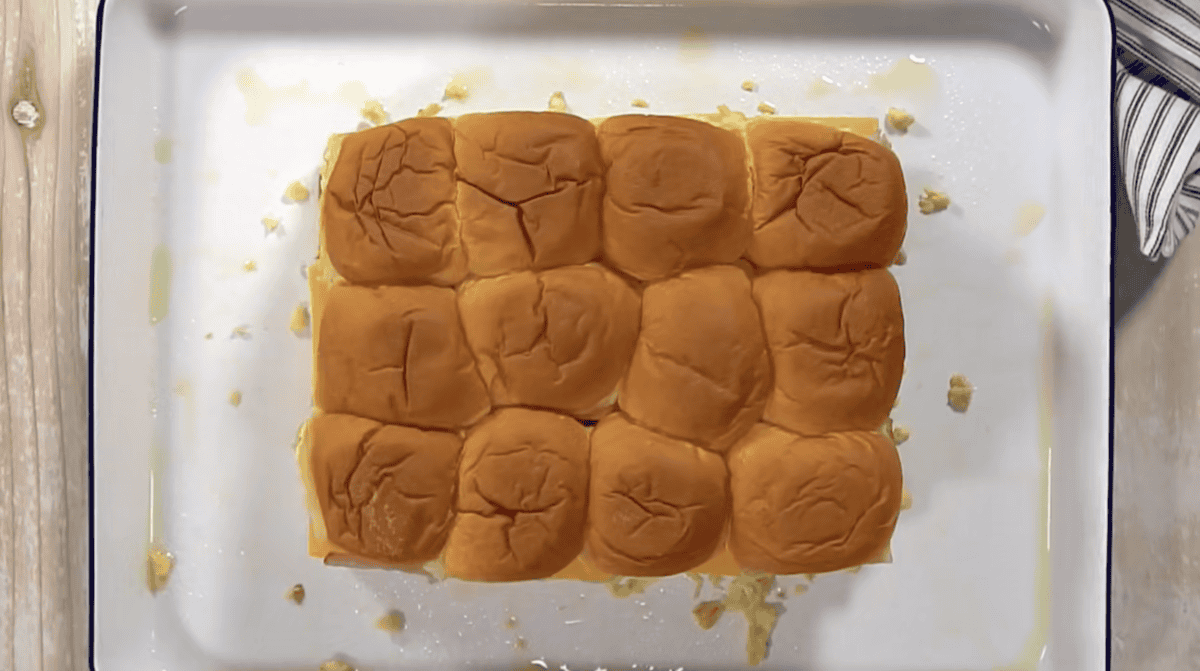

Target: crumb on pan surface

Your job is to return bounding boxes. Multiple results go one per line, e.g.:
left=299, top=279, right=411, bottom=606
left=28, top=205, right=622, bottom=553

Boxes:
left=886, top=107, right=915, bottom=132
left=948, top=373, right=973, bottom=412
left=919, top=187, right=951, bottom=214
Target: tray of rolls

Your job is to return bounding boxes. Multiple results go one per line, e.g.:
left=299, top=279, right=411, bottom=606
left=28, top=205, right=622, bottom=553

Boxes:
left=90, top=0, right=1111, bottom=669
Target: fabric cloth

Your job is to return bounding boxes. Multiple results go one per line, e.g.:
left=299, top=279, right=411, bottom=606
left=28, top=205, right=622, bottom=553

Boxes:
left=1111, top=0, right=1200, bottom=259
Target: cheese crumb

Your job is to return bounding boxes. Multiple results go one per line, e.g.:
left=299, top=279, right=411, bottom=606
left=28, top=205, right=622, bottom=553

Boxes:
left=262, top=216, right=280, bottom=233
left=204, top=332, right=213, bottom=340
left=886, top=107, right=915, bottom=132
left=376, top=610, right=405, bottom=633
left=692, top=600, right=725, bottom=630
left=548, top=91, right=568, bottom=113
left=360, top=100, right=388, bottom=125
left=948, top=373, right=973, bottom=412
left=756, top=102, right=776, bottom=115
left=232, top=325, right=251, bottom=339
left=741, top=80, right=756, bottom=92
left=290, top=305, right=310, bottom=336
left=444, top=81, right=470, bottom=101
left=900, top=489, right=913, bottom=510
left=605, top=576, right=654, bottom=598
left=229, top=390, right=242, bottom=407
left=631, top=98, right=649, bottom=108
left=891, top=424, right=910, bottom=444
left=417, top=103, right=443, bottom=117
left=146, top=546, right=174, bottom=593
left=919, top=188, right=951, bottom=214
left=243, top=260, right=257, bottom=272
left=284, top=180, right=309, bottom=202
left=287, top=584, right=305, bottom=604
left=320, top=661, right=354, bottom=671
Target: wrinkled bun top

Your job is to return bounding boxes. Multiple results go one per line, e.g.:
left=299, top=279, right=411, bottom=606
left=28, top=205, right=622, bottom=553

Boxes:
left=457, top=264, right=641, bottom=417
left=317, top=283, right=490, bottom=429
left=620, top=265, right=770, bottom=452
left=728, top=424, right=902, bottom=574
left=310, top=413, right=461, bottom=565
left=598, top=115, right=751, bottom=281
left=454, top=112, right=604, bottom=277
left=585, top=413, right=728, bottom=577
left=323, top=118, right=466, bottom=286
left=745, top=118, right=906, bottom=271
left=444, top=408, right=590, bottom=581
left=753, top=269, right=903, bottom=435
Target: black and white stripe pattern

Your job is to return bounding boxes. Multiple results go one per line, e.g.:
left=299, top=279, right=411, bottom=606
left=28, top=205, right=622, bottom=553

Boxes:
left=1112, top=0, right=1200, bottom=259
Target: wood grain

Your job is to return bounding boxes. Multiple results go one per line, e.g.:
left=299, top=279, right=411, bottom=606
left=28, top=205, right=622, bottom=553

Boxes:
left=0, top=0, right=97, bottom=669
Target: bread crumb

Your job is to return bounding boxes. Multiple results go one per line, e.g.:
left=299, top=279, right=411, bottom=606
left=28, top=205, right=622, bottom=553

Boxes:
left=376, top=610, right=405, bottom=633
left=919, top=188, right=951, bottom=214
left=417, top=103, right=443, bottom=117
left=756, top=102, right=776, bottom=115
left=900, top=489, right=913, bottom=510
left=547, top=91, right=568, bottom=113
left=631, top=98, right=649, bottom=108
left=243, top=260, right=256, bottom=272
left=891, top=424, right=910, bottom=444
left=886, top=107, right=915, bottom=132
left=262, top=216, right=280, bottom=233
left=229, top=390, right=242, bottom=407
left=692, top=600, right=725, bottom=630
left=893, top=248, right=907, bottom=266
left=444, top=81, right=470, bottom=101
left=284, top=180, right=309, bottom=202
left=320, top=661, right=354, bottom=671
left=361, top=100, right=388, bottom=125
left=287, top=584, right=305, bottom=604
left=232, top=325, right=251, bottom=339
left=741, top=80, right=756, bottom=92
left=290, top=305, right=310, bottom=336
left=948, top=373, right=973, bottom=412
left=146, top=546, right=174, bottom=593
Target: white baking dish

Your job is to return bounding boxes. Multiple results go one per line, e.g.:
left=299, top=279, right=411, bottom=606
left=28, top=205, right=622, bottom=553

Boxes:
left=90, top=0, right=1112, bottom=668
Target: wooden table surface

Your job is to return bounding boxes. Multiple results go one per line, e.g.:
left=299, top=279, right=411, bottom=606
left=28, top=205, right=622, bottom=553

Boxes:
left=1, top=1, right=1196, bottom=670
left=1, top=0, right=98, bottom=669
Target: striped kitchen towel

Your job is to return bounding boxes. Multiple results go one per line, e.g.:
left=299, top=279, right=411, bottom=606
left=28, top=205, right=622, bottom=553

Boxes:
left=1111, top=0, right=1200, bottom=259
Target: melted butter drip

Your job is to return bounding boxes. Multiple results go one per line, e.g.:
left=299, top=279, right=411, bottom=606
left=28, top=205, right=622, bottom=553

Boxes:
left=148, top=244, right=172, bottom=325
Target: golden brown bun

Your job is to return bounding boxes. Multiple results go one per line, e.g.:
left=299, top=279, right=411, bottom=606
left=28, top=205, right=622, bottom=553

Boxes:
left=444, top=408, right=590, bottom=581
left=753, top=269, right=903, bottom=435
left=454, top=112, right=604, bottom=277
left=322, top=118, right=466, bottom=286
left=585, top=413, right=728, bottom=576
left=728, top=424, right=902, bottom=574
left=598, top=115, right=751, bottom=281
left=457, top=265, right=641, bottom=417
left=309, top=413, right=460, bottom=564
left=316, top=283, right=490, bottom=429
left=745, top=118, right=906, bottom=270
left=619, top=266, right=770, bottom=452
